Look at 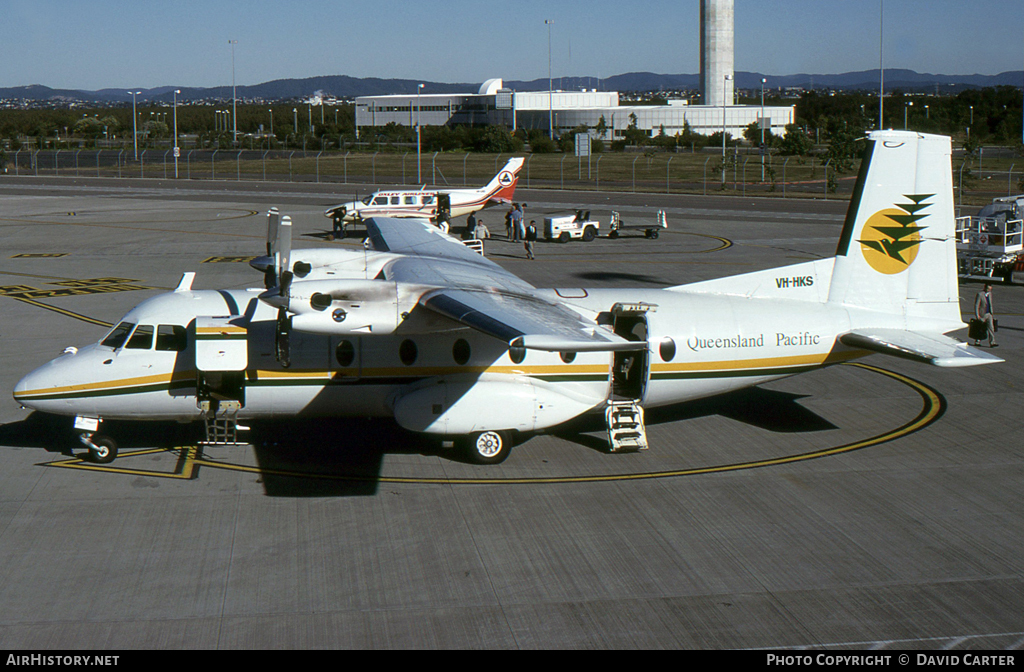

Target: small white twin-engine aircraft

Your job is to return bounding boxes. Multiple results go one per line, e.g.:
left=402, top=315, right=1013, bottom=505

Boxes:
left=323, top=157, right=524, bottom=233
left=14, top=131, right=1002, bottom=465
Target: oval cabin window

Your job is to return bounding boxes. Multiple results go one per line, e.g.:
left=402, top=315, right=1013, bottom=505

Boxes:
left=660, top=338, right=676, bottom=362
left=399, top=339, right=418, bottom=366
left=453, top=339, right=471, bottom=365
left=335, top=340, right=355, bottom=367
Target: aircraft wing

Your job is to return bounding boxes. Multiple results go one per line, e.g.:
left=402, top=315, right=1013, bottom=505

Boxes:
left=839, top=329, right=1003, bottom=367
left=365, top=217, right=501, bottom=269
left=369, top=218, right=640, bottom=352
left=420, top=288, right=641, bottom=352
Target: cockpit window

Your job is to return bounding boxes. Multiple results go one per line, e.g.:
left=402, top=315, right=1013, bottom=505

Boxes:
left=361, top=196, right=372, bottom=205
left=125, top=325, right=154, bottom=350
left=156, top=325, right=187, bottom=352
left=101, top=322, right=135, bottom=349
left=371, top=196, right=388, bottom=206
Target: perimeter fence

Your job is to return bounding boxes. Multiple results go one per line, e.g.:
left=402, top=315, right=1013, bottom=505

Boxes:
left=3, top=147, right=1021, bottom=205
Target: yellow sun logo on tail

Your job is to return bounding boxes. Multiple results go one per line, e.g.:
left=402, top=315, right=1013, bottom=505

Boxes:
left=858, top=194, right=934, bottom=275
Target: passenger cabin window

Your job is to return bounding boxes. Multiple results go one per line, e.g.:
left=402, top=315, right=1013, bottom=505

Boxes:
left=371, top=196, right=388, bottom=206
left=390, top=196, right=401, bottom=205
left=404, top=196, right=417, bottom=205
left=422, top=195, right=435, bottom=206
left=101, top=322, right=135, bottom=349
left=156, top=325, right=187, bottom=352
left=125, top=325, right=154, bottom=350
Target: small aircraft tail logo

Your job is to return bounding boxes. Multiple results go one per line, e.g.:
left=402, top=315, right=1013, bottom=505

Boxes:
left=497, top=170, right=515, bottom=188
left=858, top=194, right=934, bottom=275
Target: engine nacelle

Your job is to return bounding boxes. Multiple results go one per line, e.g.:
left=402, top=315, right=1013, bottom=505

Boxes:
left=285, top=279, right=401, bottom=335
left=393, top=376, right=603, bottom=435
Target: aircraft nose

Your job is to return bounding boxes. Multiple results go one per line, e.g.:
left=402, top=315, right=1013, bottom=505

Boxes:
left=13, top=356, right=72, bottom=413
left=14, top=367, right=44, bottom=410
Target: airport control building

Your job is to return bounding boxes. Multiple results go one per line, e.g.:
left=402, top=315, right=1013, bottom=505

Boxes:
left=354, top=78, right=794, bottom=144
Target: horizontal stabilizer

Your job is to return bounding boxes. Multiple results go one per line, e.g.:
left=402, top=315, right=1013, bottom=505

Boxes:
left=839, top=329, right=1003, bottom=367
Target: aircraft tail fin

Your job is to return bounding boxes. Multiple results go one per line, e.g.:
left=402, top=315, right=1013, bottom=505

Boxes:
left=483, top=157, right=525, bottom=204
left=827, top=131, right=961, bottom=331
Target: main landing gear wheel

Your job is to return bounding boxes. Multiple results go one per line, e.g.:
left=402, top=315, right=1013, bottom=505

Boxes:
left=87, top=435, right=118, bottom=464
left=463, top=430, right=511, bottom=465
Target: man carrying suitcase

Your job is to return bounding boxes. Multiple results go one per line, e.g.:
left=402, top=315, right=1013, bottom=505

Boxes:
left=973, top=283, right=998, bottom=347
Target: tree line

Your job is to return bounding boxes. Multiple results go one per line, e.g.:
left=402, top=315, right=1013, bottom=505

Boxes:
left=2, top=86, right=1021, bottom=157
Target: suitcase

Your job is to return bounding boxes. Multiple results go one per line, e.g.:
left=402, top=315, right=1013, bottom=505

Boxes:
left=969, top=318, right=988, bottom=341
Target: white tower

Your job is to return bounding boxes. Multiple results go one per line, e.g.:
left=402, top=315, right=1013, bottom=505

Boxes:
left=700, top=0, right=735, bottom=107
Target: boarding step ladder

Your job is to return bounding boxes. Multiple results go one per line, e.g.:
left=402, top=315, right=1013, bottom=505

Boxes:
left=199, top=400, right=249, bottom=446
left=605, top=399, right=648, bottom=453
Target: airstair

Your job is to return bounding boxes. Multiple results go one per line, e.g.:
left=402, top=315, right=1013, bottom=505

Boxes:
left=605, top=399, right=648, bottom=452
left=199, top=400, right=248, bottom=446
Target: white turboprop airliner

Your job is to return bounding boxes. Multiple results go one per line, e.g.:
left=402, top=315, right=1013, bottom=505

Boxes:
left=13, top=132, right=1001, bottom=465
left=323, top=157, right=524, bottom=229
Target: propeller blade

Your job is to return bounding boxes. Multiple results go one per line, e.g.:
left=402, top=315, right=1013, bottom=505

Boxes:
left=275, top=306, right=291, bottom=368
left=266, top=208, right=280, bottom=256
left=276, top=216, right=292, bottom=289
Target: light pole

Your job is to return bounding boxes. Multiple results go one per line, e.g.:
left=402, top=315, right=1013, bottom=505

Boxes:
left=269, top=108, right=274, bottom=139
left=416, top=83, right=424, bottom=184
left=173, top=89, right=180, bottom=178
left=128, top=91, right=141, bottom=160
left=722, top=74, right=732, bottom=185
left=761, top=78, right=766, bottom=182
left=546, top=19, right=554, bottom=140
left=228, top=39, right=238, bottom=146
left=904, top=101, right=912, bottom=130
left=879, top=0, right=885, bottom=129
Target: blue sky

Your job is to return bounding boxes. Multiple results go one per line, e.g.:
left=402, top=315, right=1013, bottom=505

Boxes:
left=3, top=0, right=1022, bottom=90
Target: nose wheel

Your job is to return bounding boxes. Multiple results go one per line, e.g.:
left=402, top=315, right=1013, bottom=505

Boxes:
left=79, top=433, right=118, bottom=464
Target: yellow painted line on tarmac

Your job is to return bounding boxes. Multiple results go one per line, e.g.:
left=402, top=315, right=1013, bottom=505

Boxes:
left=46, top=446, right=201, bottom=479
left=10, top=298, right=114, bottom=328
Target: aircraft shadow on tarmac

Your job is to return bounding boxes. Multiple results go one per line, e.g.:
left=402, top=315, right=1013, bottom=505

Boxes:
left=0, top=387, right=834, bottom=497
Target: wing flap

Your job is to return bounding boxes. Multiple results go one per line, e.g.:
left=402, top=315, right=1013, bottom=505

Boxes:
left=839, top=328, right=1003, bottom=367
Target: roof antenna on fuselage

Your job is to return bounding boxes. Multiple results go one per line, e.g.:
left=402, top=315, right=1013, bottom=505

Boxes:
left=174, top=272, right=196, bottom=292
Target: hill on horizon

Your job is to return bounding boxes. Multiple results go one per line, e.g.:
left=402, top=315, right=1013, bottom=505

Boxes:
left=2, top=69, right=1021, bottom=104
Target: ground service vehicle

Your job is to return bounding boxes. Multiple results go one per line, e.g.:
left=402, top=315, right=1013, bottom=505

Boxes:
left=956, top=195, right=1024, bottom=283
left=543, top=210, right=600, bottom=242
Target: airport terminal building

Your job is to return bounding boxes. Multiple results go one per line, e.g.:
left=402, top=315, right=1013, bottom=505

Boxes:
left=355, top=79, right=794, bottom=144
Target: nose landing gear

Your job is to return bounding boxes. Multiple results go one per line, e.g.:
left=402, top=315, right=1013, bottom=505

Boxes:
left=78, top=432, right=118, bottom=464
left=74, top=416, right=118, bottom=463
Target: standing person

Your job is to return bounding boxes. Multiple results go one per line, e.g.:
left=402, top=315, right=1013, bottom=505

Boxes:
left=974, top=283, right=998, bottom=347
left=524, top=220, right=537, bottom=260
left=505, top=207, right=514, bottom=241
left=466, top=211, right=476, bottom=238
left=513, top=203, right=525, bottom=242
